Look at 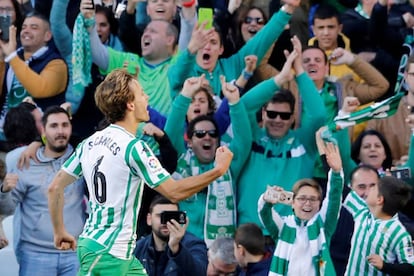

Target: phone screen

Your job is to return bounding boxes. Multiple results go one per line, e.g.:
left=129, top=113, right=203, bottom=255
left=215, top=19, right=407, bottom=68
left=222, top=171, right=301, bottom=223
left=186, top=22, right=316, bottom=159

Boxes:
left=160, top=211, right=187, bottom=224
left=198, top=7, right=213, bottom=30
left=0, top=14, right=11, bottom=42
left=390, top=168, right=411, bottom=180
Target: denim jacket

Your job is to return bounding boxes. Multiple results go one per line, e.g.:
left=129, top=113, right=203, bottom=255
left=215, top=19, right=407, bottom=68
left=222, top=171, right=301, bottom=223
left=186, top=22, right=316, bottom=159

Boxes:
left=134, top=232, right=208, bottom=276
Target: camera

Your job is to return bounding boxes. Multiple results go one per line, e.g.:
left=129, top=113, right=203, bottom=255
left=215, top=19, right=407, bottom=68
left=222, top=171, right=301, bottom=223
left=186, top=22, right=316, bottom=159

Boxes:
left=264, top=187, right=294, bottom=205
left=160, top=211, right=187, bottom=224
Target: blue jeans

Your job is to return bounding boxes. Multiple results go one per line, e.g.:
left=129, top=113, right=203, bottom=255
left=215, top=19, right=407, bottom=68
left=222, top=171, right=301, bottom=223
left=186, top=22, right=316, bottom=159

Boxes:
left=19, top=250, right=79, bottom=276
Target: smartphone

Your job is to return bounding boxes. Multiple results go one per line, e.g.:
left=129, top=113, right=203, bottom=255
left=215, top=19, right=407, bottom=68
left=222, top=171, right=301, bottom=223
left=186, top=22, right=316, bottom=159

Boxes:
left=198, top=7, right=213, bottom=30
left=160, top=211, right=187, bottom=224
left=0, top=14, right=11, bottom=42
left=390, top=168, right=411, bottom=180
left=264, top=188, right=294, bottom=205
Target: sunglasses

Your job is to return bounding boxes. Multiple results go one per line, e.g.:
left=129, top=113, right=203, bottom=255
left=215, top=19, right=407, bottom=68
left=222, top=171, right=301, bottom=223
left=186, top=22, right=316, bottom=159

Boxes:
left=193, top=129, right=219, bottom=139
left=265, top=110, right=292, bottom=120
left=244, top=16, right=265, bottom=25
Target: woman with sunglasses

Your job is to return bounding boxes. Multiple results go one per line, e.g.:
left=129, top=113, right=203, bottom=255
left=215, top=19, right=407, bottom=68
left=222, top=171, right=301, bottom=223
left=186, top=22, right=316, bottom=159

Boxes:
left=216, top=4, right=280, bottom=92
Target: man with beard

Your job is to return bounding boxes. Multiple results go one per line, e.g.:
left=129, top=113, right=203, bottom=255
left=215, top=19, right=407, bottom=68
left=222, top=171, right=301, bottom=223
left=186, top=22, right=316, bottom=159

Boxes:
left=0, top=106, right=85, bottom=275
left=134, top=195, right=208, bottom=276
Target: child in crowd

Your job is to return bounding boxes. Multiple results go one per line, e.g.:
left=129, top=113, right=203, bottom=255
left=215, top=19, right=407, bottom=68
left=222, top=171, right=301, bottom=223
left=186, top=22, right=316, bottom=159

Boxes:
left=258, top=141, right=343, bottom=275
left=344, top=175, right=414, bottom=275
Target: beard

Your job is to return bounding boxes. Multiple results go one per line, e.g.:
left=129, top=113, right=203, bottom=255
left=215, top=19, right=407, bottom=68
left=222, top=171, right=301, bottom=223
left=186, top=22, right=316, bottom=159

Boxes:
left=49, top=143, right=68, bottom=153
left=153, top=227, right=169, bottom=242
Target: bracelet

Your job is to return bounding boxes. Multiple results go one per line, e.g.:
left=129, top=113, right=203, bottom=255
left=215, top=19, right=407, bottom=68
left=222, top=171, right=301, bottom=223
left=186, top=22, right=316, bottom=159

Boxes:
left=242, top=69, right=253, bottom=80
left=182, top=0, right=196, bottom=8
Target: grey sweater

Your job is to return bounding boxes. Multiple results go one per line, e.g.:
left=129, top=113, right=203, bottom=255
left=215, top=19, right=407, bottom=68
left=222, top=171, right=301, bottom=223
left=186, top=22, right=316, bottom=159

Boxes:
left=0, top=145, right=86, bottom=254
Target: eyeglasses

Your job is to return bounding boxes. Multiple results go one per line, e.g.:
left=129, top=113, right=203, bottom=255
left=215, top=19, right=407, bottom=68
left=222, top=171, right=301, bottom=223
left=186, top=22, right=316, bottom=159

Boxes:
left=244, top=16, right=265, bottom=25
left=295, top=196, right=320, bottom=204
left=193, top=129, right=219, bottom=139
left=265, top=110, right=292, bottom=120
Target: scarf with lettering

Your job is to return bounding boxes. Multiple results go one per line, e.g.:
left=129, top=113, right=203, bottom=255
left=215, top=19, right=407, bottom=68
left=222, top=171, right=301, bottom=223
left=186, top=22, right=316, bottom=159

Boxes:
left=173, top=149, right=236, bottom=247
left=326, top=31, right=414, bottom=133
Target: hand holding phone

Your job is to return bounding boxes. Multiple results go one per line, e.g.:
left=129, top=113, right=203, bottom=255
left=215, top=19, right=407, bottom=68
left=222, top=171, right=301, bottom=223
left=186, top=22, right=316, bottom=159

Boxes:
left=263, top=186, right=293, bottom=205
left=198, top=7, right=213, bottom=30
left=160, top=211, right=187, bottom=224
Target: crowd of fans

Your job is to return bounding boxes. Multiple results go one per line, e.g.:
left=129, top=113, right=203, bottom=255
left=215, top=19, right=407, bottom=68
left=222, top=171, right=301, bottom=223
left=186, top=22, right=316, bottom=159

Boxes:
left=1, top=0, right=414, bottom=275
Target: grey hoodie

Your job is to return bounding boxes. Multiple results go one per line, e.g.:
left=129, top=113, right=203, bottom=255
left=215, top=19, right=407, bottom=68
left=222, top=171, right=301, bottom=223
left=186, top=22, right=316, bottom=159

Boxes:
left=0, top=145, right=86, bottom=256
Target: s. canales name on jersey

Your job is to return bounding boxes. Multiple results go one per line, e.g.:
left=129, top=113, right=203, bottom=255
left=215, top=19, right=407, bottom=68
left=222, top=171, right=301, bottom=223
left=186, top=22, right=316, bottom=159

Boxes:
left=89, top=135, right=121, bottom=155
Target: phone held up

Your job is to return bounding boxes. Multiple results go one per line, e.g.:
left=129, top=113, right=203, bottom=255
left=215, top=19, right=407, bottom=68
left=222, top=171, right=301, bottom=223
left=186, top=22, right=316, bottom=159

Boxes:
left=198, top=7, right=213, bottom=30
left=160, top=211, right=187, bottom=224
left=390, top=167, right=411, bottom=182
left=264, top=186, right=294, bottom=205
left=0, top=13, right=11, bottom=42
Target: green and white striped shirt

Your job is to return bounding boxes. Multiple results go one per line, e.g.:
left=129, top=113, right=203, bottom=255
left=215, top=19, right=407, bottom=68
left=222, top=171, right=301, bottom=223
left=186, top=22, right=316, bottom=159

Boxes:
left=63, top=124, right=170, bottom=260
left=344, top=191, right=414, bottom=275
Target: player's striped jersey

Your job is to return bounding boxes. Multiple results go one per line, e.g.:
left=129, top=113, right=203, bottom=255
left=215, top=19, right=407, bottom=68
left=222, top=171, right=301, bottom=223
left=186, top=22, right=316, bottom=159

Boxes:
left=63, top=124, right=170, bottom=259
left=344, top=191, right=414, bottom=275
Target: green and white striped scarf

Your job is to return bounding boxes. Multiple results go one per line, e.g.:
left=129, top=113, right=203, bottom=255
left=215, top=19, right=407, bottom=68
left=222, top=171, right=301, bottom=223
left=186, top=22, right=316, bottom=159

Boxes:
left=327, top=92, right=404, bottom=131
left=326, top=32, right=414, bottom=133
left=268, top=215, right=333, bottom=276
left=174, top=149, right=236, bottom=247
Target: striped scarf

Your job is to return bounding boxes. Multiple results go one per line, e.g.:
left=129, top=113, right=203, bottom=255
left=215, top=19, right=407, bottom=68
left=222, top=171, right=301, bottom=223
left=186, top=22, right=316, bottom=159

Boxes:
left=328, top=92, right=404, bottom=131
left=326, top=32, right=414, bottom=133
left=173, top=150, right=236, bottom=247
left=267, top=215, right=333, bottom=276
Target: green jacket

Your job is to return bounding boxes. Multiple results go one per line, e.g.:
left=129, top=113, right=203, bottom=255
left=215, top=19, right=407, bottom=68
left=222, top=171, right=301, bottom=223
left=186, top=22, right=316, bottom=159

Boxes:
left=164, top=95, right=252, bottom=239
left=167, top=10, right=291, bottom=98
left=237, top=74, right=327, bottom=233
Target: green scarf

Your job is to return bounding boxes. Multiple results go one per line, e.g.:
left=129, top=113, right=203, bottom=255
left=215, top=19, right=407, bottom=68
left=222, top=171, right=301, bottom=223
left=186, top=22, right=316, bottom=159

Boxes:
left=328, top=92, right=404, bottom=131
left=72, top=14, right=94, bottom=89
left=173, top=149, right=236, bottom=247
left=325, top=32, right=413, bottom=133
